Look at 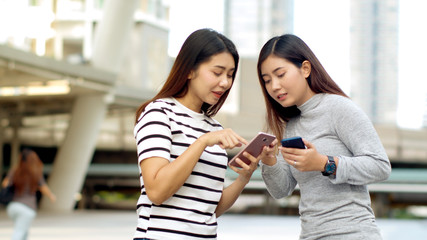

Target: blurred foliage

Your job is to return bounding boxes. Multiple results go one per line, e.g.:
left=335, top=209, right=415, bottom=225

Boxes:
left=95, top=190, right=139, bottom=203
left=390, top=208, right=426, bottom=219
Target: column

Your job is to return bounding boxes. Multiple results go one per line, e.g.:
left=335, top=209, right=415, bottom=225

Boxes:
left=40, top=0, right=138, bottom=212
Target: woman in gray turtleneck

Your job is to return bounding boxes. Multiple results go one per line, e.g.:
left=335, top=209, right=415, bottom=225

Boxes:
left=256, top=34, right=391, bottom=240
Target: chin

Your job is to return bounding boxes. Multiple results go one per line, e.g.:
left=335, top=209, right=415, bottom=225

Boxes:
left=281, top=102, right=294, bottom=108
left=207, top=97, right=220, bottom=105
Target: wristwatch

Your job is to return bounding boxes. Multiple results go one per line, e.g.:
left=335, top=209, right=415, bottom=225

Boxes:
left=322, top=156, right=336, bottom=176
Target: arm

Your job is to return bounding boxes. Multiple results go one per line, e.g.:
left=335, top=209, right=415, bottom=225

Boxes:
left=1, top=177, right=9, bottom=188
left=140, top=128, right=247, bottom=205
left=2, top=169, right=15, bottom=188
left=140, top=135, right=209, bottom=205
left=261, top=153, right=297, bottom=199
left=215, top=152, right=259, bottom=217
left=251, top=139, right=297, bottom=199
left=215, top=172, right=248, bottom=217
left=331, top=98, right=391, bottom=185
left=39, top=184, right=56, bottom=203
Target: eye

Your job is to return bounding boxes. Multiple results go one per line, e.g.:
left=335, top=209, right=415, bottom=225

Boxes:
left=263, top=79, right=271, bottom=84
left=226, top=70, right=235, bottom=78
left=213, top=72, right=222, bottom=77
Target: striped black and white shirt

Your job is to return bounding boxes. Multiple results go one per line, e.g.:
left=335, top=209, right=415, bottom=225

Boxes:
left=133, top=97, right=228, bottom=240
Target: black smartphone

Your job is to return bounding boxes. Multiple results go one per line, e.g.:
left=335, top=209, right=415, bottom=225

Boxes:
left=280, top=136, right=305, bottom=149
left=229, top=132, right=276, bottom=167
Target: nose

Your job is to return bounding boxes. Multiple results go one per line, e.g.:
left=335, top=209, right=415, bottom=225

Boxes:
left=219, top=76, right=231, bottom=89
left=271, top=78, right=281, bottom=91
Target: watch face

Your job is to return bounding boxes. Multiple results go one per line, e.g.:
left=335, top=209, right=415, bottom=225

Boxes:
left=326, top=163, right=336, bottom=174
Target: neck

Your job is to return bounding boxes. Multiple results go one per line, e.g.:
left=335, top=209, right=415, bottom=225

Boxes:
left=175, top=95, right=203, bottom=113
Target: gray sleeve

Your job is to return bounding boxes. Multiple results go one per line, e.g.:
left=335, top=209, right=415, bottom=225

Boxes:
left=261, top=153, right=297, bottom=199
left=331, top=98, right=391, bottom=185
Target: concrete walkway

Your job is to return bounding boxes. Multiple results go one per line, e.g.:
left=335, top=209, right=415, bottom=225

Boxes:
left=1, top=210, right=427, bottom=239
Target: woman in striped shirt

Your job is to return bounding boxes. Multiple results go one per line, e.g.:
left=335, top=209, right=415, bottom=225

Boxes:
left=133, top=28, right=261, bottom=240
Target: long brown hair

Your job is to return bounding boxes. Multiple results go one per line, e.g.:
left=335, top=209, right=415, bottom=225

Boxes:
left=257, top=34, right=348, bottom=140
left=12, top=149, right=44, bottom=196
left=135, top=28, right=239, bottom=123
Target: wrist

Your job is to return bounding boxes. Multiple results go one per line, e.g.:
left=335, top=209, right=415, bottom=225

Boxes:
left=196, top=134, right=209, bottom=148
left=321, top=155, right=328, bottom=171
left=261, top=158, right=277, bottom=166
left=321, top=155, right=337, bottom=176
left=236, top=175, right=250, bottom=185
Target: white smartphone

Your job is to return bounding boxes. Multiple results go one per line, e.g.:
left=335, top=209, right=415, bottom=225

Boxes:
left=228, top=132, right=276, bottom=168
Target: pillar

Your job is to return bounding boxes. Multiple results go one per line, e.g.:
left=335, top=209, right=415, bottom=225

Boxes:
left=40, top=0, right=138, bottom=212
left=10, top=116, right=21, bottom=168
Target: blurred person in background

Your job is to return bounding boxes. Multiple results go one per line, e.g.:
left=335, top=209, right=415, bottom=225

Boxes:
left=133, top=28, right=260, bottom=240
left=257, top=34, right=391, bottom=239
left=1, top=148, right=56, bottom=240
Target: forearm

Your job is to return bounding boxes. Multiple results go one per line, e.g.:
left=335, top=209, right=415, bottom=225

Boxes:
left=333, top=155, right=390, bottom=185
left=1, top=177, right=9, bottom=188
left=39, top=184, right=56, bottom=202
left=334, top=125, right=391, bottom=184
left=215, top=176, right=248, bottom=217
left=262, top=159, right=296, bottom=199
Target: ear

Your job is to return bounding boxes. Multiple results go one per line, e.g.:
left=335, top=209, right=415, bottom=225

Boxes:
left=301, top=60, right=311, bottom=78
left=188, top=70, right=195, bottom=80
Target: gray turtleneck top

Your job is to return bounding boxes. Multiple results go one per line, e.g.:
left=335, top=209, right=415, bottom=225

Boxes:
left=261, top=93, right=391, bottom=240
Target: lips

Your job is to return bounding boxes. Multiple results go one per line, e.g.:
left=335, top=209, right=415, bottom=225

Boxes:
left=212, top=91, right=224, bottom=99
left=277, top=93, right=287, bottom=101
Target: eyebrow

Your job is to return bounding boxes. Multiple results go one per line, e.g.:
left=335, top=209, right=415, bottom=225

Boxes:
left=213, top=65, right=235, bottom=72
left=272, top=67, right=284, bottom=73
left=261, top=67, right=283, bottom=77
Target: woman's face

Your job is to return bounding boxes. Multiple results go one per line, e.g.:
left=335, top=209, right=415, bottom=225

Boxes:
left=260, top=55, right=314, bottom=107
left=185, top=52, right=235, bottom=112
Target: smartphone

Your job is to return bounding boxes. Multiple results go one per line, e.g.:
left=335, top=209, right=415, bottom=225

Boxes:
left=229, top=132, right=276, bottom=168
left=280, top=136, right=305, bottom=149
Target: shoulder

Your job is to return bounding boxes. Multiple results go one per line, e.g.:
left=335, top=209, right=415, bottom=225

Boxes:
left=322, top=94, right=351, bottom=105
left=136, top=98, right=174, bottom=122
left=134, top=99, right=173, bottom=134
left=322, top=94, right=371, bottom=126
left=322, top=94, right=361, bottom=113
left=211, top=118, right=222, bottom=126
left=206, top=117, right=223, bottom=129
left=145, top=98, right=175, bottom=112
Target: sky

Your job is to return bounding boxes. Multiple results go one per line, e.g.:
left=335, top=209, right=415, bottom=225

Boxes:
left=168, top=0, right=224, bottom=57
left=168, top=0, right=427, bottom=129
left=396, top=0, right=427, bottom=129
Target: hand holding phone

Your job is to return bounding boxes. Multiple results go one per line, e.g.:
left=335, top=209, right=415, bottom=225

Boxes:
left=280, top=136, right=306, bottom=149
left=229, top=132, right=275, bottom=167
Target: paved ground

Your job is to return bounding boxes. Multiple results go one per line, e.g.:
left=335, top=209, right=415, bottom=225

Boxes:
left=1, top=209, right=427, bottom=240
